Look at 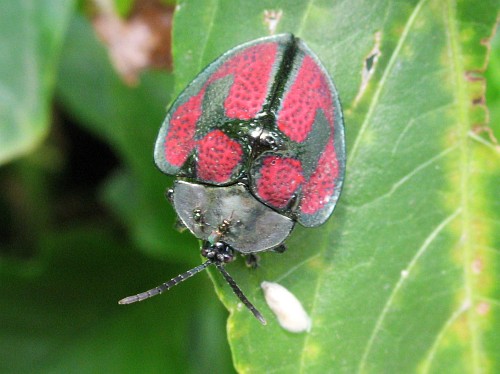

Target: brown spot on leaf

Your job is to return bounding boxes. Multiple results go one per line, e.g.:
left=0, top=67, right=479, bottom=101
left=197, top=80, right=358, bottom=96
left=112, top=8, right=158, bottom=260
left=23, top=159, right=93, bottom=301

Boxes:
left=464, top=71, right=484, bottom=82
left=471, top=257, right=483, bottom=274
left=472, top=96, right=485, bottom=105
left=472, top=125, right=500, bottom=151
left=476, top=301, right=490, bottom=316
left=353, top=31, right=381, bottom=106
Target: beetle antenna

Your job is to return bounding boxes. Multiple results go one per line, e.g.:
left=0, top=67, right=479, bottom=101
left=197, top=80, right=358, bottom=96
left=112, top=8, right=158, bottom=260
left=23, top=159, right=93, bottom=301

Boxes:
left=215, top=263, right=266, bottom=325
left=119, top=260, right=212, bottom=305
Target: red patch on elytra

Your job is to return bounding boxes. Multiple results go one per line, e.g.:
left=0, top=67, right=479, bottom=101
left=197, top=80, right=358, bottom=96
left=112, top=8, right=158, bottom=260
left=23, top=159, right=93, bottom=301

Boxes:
left=164, top=89, right=205, bottom=167
left=163, top=42, right=277, bottom=167
left=256, top=156, right=304, bottom=209
left=196, top=130, right=243, bottom=183
left=300, top=140, right=339, bottom=214
left=208, top=43, right=277, bottom=120
left=278, top=55, right=334, bottom=142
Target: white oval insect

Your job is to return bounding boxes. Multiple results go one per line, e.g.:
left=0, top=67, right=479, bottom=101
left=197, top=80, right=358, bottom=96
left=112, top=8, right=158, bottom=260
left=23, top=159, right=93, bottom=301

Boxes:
left=261, top=281, right=312, bottom=333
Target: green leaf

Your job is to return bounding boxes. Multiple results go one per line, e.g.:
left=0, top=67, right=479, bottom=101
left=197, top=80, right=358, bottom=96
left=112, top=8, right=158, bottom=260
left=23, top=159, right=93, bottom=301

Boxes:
left=0, top=226, right=233, bottom=373
left=56, top=15, right=199, bottom=260
left=172, top=1, right=500, bottom=373
left=0, top=0, right=75, bottom=165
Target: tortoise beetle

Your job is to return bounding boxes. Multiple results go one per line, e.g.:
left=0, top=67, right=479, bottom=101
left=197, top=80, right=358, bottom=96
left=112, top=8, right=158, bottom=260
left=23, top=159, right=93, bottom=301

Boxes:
left=119, top=33, right=346, bottom=324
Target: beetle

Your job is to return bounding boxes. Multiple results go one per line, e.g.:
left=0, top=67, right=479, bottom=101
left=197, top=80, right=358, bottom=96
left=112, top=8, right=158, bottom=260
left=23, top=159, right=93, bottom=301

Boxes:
left=119, top=33, right=345, bottom=325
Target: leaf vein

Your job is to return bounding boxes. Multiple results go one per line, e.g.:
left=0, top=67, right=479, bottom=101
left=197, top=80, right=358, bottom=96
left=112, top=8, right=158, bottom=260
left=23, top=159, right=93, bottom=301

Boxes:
left=197, top=0, right=219, bottom=71
left=391, top=103, right=454, bottom=155
left=420, top=299, right=471, bottom=373
left=357, top=208, right=462, bottom=372
left=352, top=146, right=457, bottom=210
left=296, top=0, right=314, bottom=36
left=274, top=252, right=321, bottom=283
left=347, top=0, right=429, bottom=169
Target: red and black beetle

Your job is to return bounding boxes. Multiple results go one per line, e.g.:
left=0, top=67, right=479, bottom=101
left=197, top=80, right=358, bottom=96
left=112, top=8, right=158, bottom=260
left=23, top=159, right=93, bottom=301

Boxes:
left=120, top=33, right=346, bottom=324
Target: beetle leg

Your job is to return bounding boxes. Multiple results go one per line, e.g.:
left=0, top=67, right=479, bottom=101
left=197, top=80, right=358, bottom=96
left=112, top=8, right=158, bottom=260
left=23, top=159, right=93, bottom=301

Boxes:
left=273, top=244, right=287, bottom=253
left=174, top=218, right=187, bottom=232
left=245, top=253, right=260, bottom=269
left=165, top=187, right=174, bottom=203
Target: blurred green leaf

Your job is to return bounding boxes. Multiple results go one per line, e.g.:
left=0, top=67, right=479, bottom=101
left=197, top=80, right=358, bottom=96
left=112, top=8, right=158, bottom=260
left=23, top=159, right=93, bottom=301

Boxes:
left=171, top=1, right=500, bottom=373
left=56, top=15, right=198, bottom=261
left=0, top=0, right=75, bottom=165
left=0, top=226, right=232, bottom=373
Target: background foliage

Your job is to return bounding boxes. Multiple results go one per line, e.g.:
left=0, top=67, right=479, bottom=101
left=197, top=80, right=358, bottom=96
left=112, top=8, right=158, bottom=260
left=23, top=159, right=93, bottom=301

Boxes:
left=0, top=0, right=499, bottom=373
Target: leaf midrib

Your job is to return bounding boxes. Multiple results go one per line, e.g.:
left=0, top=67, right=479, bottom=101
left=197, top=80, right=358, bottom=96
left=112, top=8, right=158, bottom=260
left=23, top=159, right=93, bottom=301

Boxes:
left=443, top=0, right=480, bottom=371
left=352, top=0, right=482, bottom=372
left=421, top=1, right=482, bottom=371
